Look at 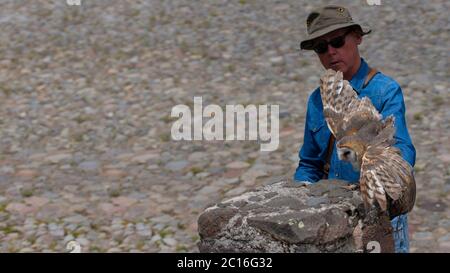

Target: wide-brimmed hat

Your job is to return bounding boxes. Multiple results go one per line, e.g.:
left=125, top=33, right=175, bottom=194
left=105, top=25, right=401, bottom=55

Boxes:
left=300, top=5, right=371, bottom=50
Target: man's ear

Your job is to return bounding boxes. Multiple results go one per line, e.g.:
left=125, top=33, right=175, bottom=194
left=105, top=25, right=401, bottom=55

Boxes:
left=354, top=33, right=362, bottom=45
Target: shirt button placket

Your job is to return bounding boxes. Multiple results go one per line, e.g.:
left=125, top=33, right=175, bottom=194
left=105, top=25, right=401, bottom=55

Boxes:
left=333, top=149, right=339, bottom=177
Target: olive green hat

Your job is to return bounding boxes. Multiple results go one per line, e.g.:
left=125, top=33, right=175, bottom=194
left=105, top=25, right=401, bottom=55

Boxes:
left=300, top=5, right=371, bottom=50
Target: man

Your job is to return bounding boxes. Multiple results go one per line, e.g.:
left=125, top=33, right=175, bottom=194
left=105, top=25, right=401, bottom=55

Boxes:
left=294, top=5, right=416, bottom=253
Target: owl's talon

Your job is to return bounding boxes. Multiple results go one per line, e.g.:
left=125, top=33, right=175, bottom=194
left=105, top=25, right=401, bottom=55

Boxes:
left=340, top=184, right=359, bottom=191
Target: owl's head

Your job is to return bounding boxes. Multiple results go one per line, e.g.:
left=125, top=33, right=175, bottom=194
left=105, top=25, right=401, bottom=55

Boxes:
left=336, top=136, right=367, bottom=170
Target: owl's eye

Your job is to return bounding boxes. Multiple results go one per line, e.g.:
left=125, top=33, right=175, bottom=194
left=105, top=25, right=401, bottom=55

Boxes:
left=343, top=150, right=351, bottom=157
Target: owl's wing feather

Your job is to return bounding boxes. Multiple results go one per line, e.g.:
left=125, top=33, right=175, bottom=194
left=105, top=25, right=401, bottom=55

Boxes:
left=320, top=69, right=381, bottom=141
left=320, top=70, right=356, bottom=136
left=361, top=145, right=415, bottom=213
left=360, top=167, right=388, bottom=211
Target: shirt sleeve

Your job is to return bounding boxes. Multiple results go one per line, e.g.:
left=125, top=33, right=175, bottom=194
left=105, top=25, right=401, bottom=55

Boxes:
left=293, top=100, right=325, bottom=183
left=379, top=82, right=416, bottom=167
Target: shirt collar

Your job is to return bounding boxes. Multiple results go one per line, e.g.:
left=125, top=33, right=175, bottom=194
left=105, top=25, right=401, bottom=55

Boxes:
left=349, top=58, right=369, bottom=94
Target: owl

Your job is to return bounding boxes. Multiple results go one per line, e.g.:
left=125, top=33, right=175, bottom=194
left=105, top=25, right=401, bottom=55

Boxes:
left=319, top=69, right=416, bottom=219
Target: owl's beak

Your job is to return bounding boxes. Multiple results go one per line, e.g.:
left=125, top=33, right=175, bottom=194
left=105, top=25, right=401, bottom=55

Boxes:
left=337, top=147, right=355, bottom=162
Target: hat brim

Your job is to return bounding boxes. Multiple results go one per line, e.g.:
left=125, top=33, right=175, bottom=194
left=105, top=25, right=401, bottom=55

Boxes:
left=300, top=23, right=371, bottom=50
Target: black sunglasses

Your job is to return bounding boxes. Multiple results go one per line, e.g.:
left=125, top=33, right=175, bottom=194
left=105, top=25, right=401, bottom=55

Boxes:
left=313, top=29, right=353, bottom=54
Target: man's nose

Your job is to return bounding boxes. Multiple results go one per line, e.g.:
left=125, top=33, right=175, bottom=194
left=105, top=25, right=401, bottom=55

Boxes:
left=327, top=44, right=338, bottom=55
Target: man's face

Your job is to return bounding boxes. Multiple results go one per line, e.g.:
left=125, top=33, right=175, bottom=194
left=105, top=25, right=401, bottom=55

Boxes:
left=313, top=28, right=362, bottom=79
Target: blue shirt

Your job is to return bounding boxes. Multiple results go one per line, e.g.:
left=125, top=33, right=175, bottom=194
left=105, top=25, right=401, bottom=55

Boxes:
left=294, top=58, right=416, bottom=183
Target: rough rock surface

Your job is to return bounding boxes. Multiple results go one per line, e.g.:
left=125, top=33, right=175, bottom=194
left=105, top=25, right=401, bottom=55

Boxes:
left=198, top=179, right=394, bottom=253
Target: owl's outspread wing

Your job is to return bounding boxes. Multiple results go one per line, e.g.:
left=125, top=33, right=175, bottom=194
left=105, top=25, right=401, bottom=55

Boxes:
left=319, top=69, right=416, bottom=218
left=320, top=69, right=381, bottom=141
left=361, top=145, right=416, bottom=215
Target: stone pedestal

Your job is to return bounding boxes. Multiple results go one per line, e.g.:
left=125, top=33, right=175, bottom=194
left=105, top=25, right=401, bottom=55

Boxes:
left=198, top=179, right=394, bottom=253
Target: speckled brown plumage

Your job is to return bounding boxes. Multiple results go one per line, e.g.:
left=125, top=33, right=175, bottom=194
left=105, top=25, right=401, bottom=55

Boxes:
left=320, top=69, right=416, bottom=218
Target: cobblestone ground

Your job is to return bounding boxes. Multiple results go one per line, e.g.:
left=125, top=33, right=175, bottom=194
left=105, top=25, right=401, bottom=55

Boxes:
left=0, top=0, right=448, bottom=252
